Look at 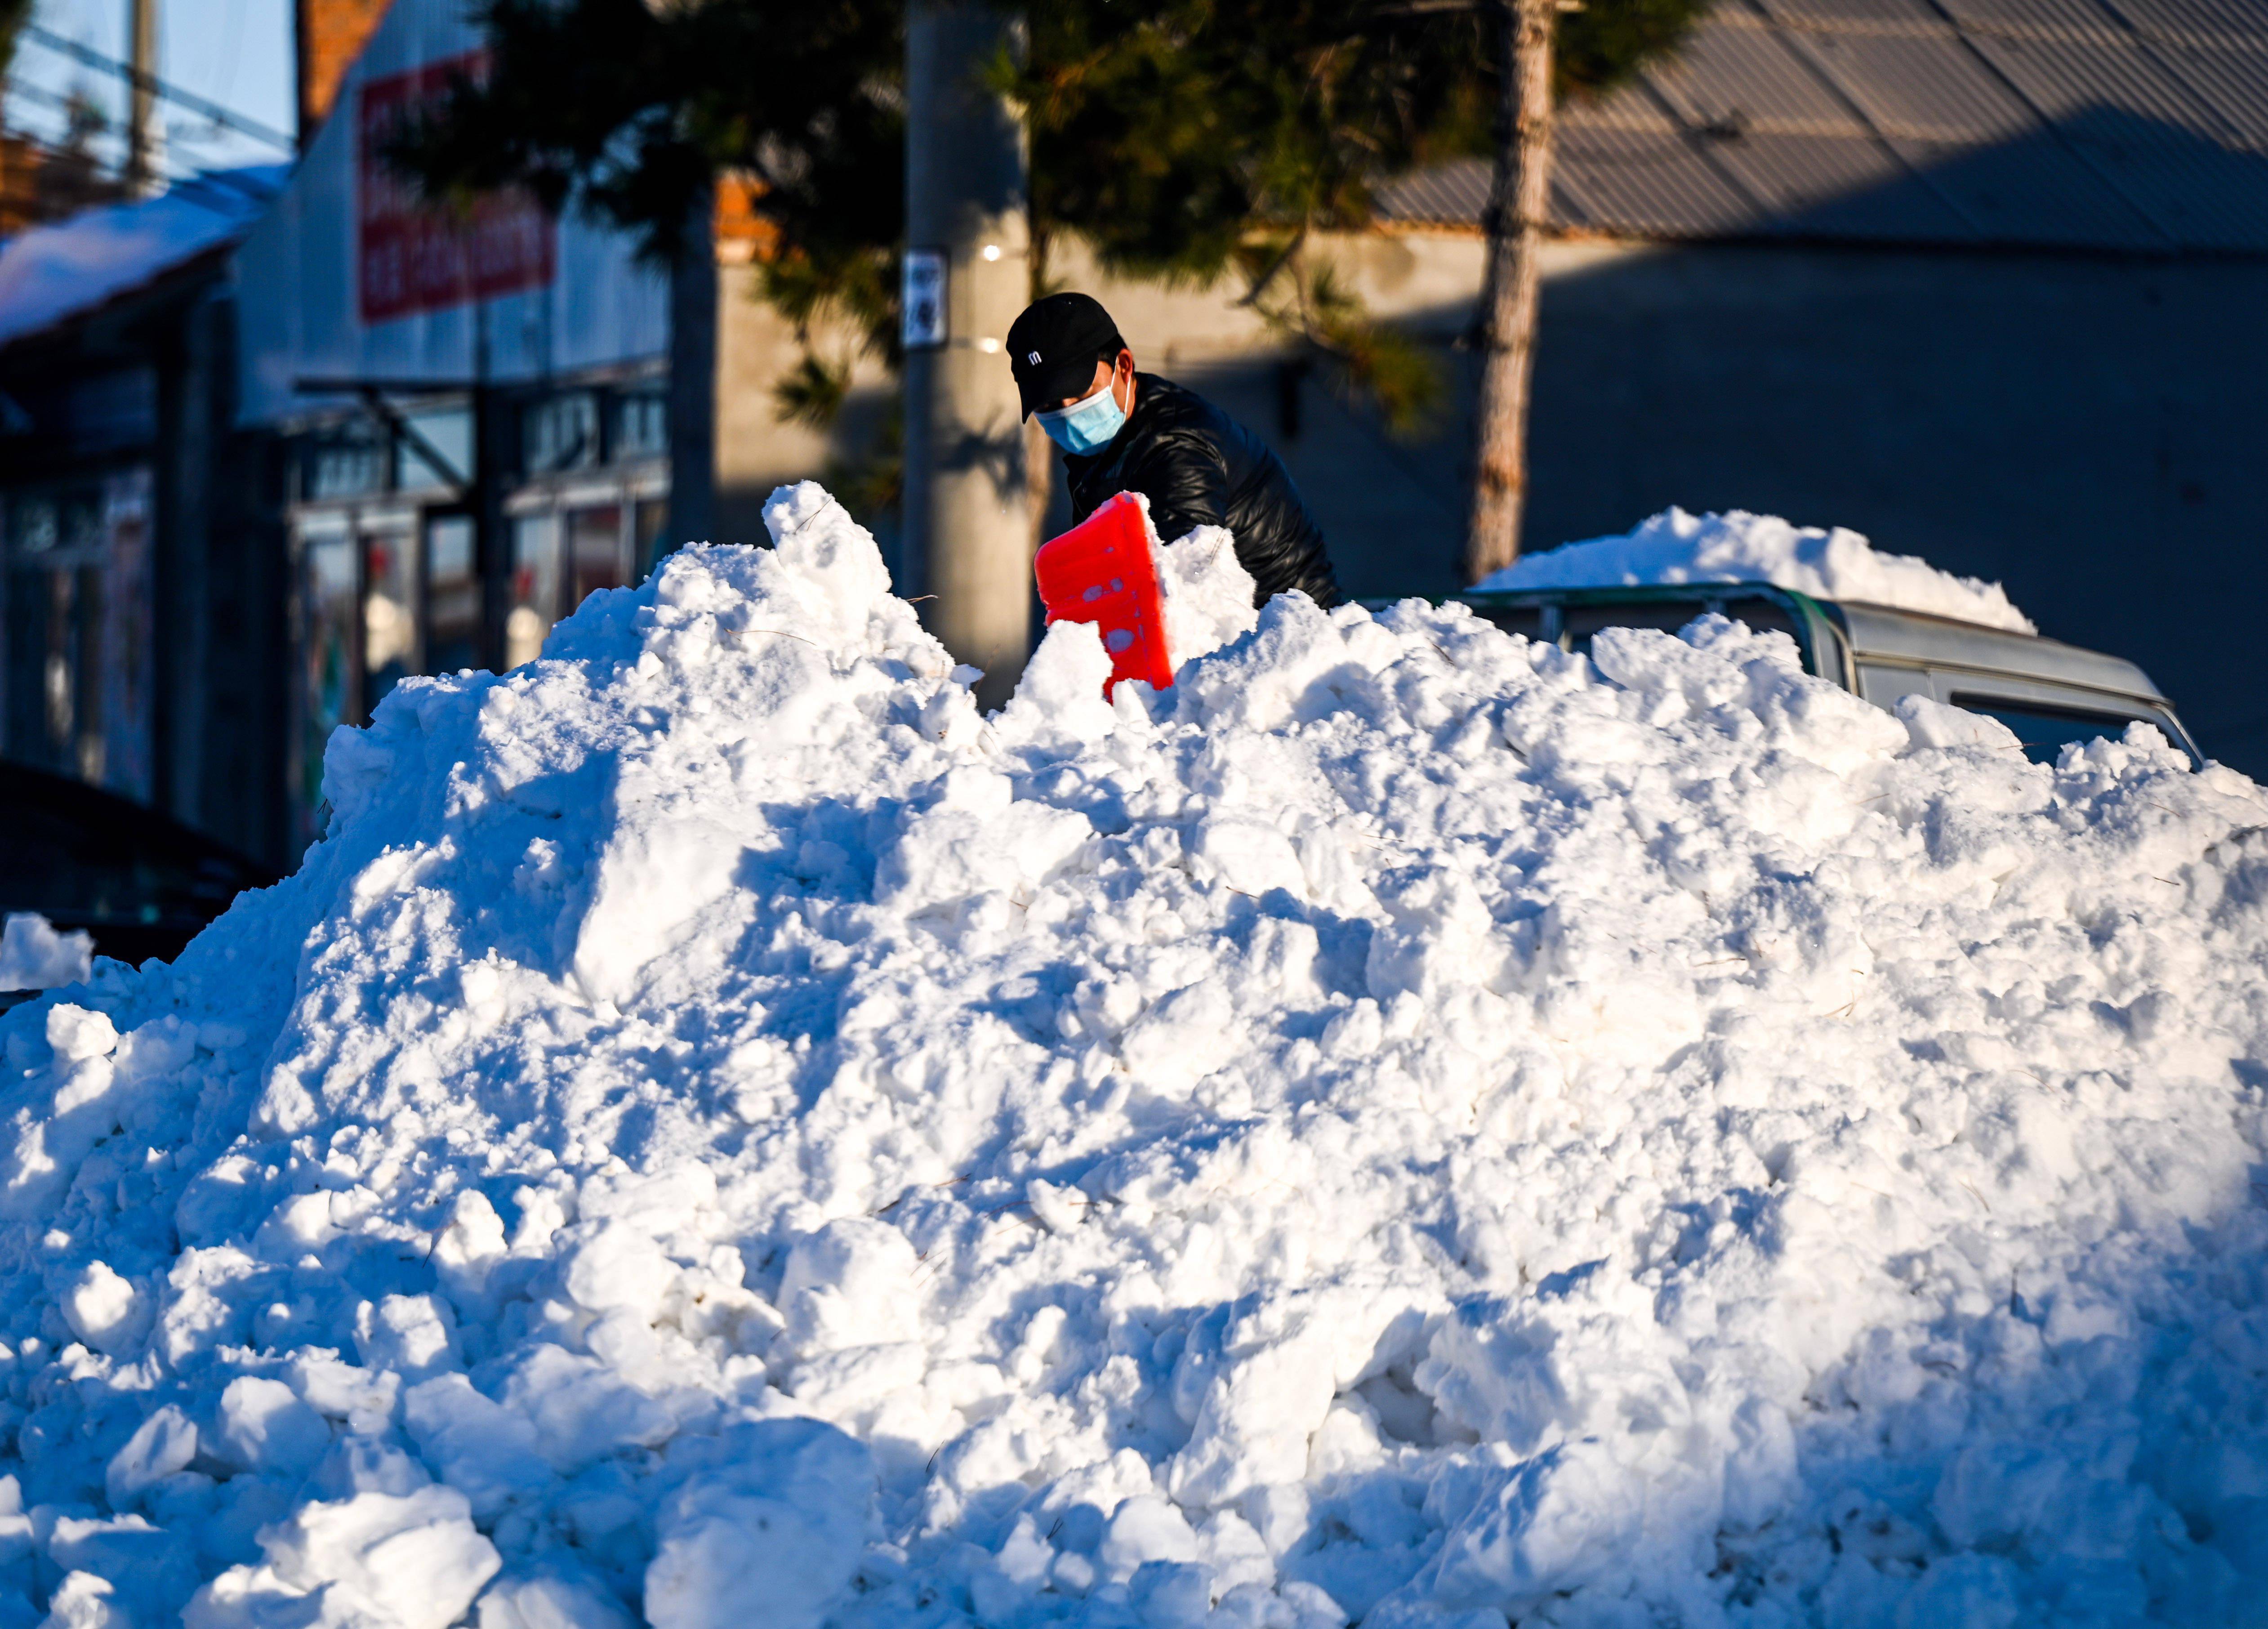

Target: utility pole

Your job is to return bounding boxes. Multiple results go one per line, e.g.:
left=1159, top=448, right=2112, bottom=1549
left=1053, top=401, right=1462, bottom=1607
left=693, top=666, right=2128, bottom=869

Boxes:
left=904, top=1, right=1032, bottom=709
left=125, top=0, right=164, bottom=196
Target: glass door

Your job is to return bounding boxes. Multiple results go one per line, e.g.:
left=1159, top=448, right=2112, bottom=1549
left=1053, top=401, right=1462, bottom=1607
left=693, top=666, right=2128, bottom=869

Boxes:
left=566, top=503, right=627, bottom=611
left=508, top=513, right=561, bottom=669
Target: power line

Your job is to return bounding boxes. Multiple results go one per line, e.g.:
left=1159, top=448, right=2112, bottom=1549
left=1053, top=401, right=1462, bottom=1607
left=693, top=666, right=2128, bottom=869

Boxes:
left=19, top=22, right=294, bottom=152
left=7, top=77, right=266, bottom=156
left=2, top=80, right=219, bottom=179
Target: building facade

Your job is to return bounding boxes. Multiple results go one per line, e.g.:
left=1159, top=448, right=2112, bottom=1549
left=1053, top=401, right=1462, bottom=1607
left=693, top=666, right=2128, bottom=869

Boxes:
left=231, top=0, right=690, bottom=847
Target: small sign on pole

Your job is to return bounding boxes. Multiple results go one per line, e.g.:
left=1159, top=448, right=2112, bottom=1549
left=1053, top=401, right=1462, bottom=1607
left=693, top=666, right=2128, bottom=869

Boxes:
left=902, top=249, right=948, bottom=350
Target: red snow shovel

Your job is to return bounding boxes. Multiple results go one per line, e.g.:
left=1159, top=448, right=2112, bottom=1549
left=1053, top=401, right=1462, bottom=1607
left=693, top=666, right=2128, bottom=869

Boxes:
left=1033, top=491, right=1174, bottom=694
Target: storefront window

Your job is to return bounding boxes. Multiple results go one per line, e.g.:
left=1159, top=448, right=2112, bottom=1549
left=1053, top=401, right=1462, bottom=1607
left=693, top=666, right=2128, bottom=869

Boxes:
left=395, top=406, right=472, bottom=493
left=525, top=393, right=599, bottom=476
left=11, top=490, right=103, bottom=557
left=44, top=567, right=103, bottom=783
left=508, top=513, right=560, bottom=669
left=567, top=504, right=625, bottom=610
left=2, top=472, right=151, bottom=799
left=306, top=423, right=387, bottom=501
left=613, top=392, right=667, bottom=461
left=362, top=528, right=417, bottom=713
left=425, top=515, right=480, bottom=674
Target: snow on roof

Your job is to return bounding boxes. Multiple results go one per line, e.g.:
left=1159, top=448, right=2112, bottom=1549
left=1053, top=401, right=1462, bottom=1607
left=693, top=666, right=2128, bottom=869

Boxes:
left=0, top=167, right=283, bottom=350
left=3, top=483, right=2264, bottom=1624
left=1479, top=505, right=2039, bottom=633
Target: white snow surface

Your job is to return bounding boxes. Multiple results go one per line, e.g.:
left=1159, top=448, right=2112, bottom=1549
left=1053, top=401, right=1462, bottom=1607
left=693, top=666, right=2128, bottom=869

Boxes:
left=0, top=915, right=91, bottom=993
left=1, top=481, right=2264, bottom=1629
left=1478, top=509, right=2038, bottom=634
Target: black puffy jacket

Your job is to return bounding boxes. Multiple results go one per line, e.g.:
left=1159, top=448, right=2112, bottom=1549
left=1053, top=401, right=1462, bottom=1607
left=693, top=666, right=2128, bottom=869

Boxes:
left=1063, top=374, right=1342, bottom=609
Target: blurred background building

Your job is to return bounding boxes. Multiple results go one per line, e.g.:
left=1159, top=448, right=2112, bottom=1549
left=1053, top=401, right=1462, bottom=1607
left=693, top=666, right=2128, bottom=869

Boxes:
left=0, top=0, right=2263, bottom=874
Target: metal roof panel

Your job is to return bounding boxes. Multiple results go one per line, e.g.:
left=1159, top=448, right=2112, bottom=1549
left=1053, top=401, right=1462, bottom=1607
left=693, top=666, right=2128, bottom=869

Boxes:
left=1725, top=131, right=1990, bottom=230
left=1747, top=0, right=1948, bottom=26
left=1550, top=124, right=1777, bottom=235
left=1644, top=17, right=1872, bottom=129
left=1372, top=160, right=1492, bottom=228
left=1795, top=28, right=2045, bottom=134
left=2109, top=0, right=2268, bottom=43
left=2132, top=39, right=2268, bottom=139
left=1932, top=0, right=2134, bottom=38
left=1564, top=78, right=1687, bottom=131
left=1372, top=0, right=2268, bottom=253
left=1968, top=28, right=2228, bottom=124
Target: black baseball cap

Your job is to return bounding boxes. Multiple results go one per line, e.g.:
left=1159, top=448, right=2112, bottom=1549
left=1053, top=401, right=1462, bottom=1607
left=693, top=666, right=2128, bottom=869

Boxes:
left=1007, top=293, right=1125, bottom=420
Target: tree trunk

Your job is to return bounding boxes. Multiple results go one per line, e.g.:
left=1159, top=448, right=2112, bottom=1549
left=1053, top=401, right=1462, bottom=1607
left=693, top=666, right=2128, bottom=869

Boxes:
left=1463, top=0, right=1557, bottom=584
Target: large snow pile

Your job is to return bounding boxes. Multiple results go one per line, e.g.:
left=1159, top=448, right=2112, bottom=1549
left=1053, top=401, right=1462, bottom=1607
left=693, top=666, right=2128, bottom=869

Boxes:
left=1478, top=509, right=2037, bottom=634
left=1, top=483, right=2264, bottom=1629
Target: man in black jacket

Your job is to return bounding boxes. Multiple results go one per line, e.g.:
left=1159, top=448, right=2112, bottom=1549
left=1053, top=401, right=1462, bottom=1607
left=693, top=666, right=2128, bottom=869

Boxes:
left=1007, top=292, right=1342, bottom=608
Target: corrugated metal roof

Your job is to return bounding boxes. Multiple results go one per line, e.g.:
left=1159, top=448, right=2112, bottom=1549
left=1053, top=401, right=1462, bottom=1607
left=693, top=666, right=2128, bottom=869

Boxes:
left=1553, top=123, right=1772, bottom=234
left=1372, top=0, right=2268, bottom=252
left=2141, top=41, right=2268, bottom=142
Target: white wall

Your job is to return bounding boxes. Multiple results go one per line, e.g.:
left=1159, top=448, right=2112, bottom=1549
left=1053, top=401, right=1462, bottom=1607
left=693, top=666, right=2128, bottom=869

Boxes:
left=234, top=0, right=668, bottom=426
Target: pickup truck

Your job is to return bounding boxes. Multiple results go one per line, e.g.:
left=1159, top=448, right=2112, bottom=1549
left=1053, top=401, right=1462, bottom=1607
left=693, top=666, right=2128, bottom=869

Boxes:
left=1450, top=583, right=2202, bottom=768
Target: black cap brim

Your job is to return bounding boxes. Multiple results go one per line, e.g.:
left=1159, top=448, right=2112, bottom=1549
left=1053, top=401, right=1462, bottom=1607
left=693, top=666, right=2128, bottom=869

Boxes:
left=1017, top=359, right=1110, bottom=421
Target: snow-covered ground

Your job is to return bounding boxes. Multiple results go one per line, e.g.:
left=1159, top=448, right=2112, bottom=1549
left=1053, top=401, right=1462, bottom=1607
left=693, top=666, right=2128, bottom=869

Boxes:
left=1, top=484, right=2262, bottom=1629
left=1478, top=509, right=2037, bottom=634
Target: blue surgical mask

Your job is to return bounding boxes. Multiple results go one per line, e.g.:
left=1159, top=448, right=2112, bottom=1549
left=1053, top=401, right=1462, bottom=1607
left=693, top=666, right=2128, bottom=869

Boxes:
left=1037, top=375, right=1127, bottom=455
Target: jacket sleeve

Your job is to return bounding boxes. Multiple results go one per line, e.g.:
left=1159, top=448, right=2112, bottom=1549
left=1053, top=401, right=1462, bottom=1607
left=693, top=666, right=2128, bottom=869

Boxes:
left=1122, top=425, right=1231, bottom=544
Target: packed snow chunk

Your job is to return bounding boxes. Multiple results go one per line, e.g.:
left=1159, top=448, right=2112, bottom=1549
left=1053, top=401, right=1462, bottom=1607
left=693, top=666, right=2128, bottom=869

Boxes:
left=776, top=1218, right=922, bottom=1358
left=61, top=1262, right=143, bottom=1354
left=996, top=621, right=1120, bottom=749
left=643, top=1419, right=872, bottom=1629
left=476, top=1562, right=634, bottom=1629
left=45, top=1002, right=116, bottom=1063
left=354, top=1293, right=461, bottom=1381
left=190, top=1485, right=500, bottom=1629
left=214, top=1376, right=331, bottom=1477
left=38, top=1571, right=123, bottom=1629
left=1153, top=518, right=1260, bottom=669
left=0, top=912, right=92, bottom=991
left=1417, top=1442, right=1644, bottom=1616
left=1483, top=506, right=2037, bottom=632
left=402, top=1377, right=549, bottom=1517
left=496, top=1345, right=675, bottom=1472
left=104, top=1406, right=198, bottom=1507
left=6, top=481, right=2268, bottom=1629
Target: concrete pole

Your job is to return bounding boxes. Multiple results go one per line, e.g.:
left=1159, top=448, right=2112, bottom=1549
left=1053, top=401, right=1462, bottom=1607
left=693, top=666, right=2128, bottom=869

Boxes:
left=125, top=0, right=165, bottom=196
left=904, top=1, right=1032, bottom=708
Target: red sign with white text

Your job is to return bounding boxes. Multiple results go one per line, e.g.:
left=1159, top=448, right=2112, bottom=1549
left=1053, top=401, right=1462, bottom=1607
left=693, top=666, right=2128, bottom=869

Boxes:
left=356, top=53, right=556, bottom=324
